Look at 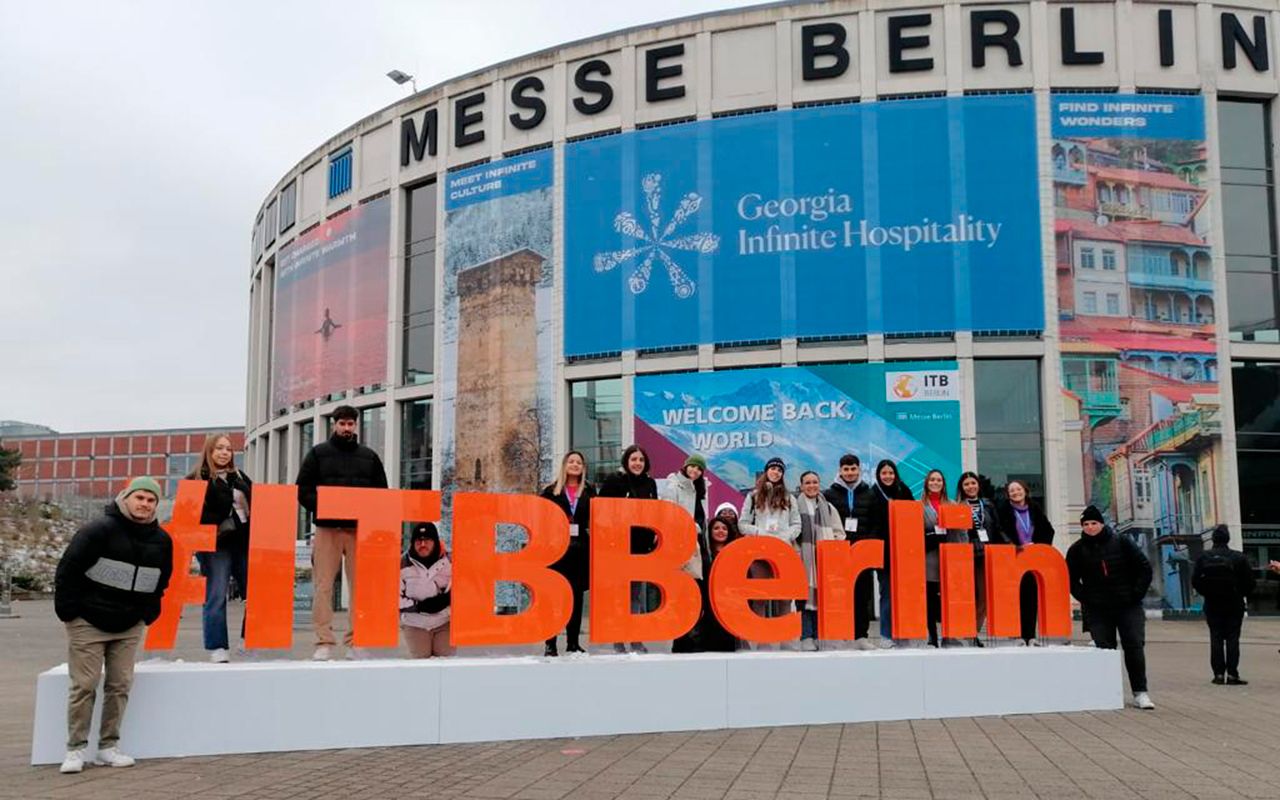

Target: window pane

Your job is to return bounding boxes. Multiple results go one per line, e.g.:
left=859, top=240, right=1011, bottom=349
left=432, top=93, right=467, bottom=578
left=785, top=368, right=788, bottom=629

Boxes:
left=403, top=183, right=437, bottom=384
left=1227, top=271, right=1279, bottom=333
left=1239, top=451, right=1280, bottom=525
left=1223, top=184, right=1276, bottom=257
left=1221, top=167, right=1270, bottom=186
left=974, top=359, right=1044, bottom=503
left=1218, top=100, right=1269, bottom=171
left=359, top=406, right=385, bottom=458
left=404, top=322, right=434, bottom=385
left=1233, top=364, right=1280, bottom=435
left=400, top=399, right=433, bottom=490
left=569, top=378, right=622, bottom=485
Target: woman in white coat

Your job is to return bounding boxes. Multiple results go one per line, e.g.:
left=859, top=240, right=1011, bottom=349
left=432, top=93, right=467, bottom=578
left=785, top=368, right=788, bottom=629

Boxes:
left=399, top=523, right=453, bottom=658
left=739, top=457, right=802, bottom=647
left=660, top=453, right=710, bottom=580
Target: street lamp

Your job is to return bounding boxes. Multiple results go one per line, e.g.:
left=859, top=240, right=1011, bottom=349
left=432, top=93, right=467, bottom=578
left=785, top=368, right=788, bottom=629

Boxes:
left=387, top=69, right=417, bottom=94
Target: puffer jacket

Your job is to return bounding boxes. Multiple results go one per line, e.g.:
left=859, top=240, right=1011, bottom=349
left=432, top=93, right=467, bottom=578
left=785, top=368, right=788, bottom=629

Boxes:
left=660, top=470, right=708, bottom=579
left=296, top=433, right=388, bottom=527
left=1066, top=526, right=1152, bottom=610
left=399, top=552, right=452, bottom=631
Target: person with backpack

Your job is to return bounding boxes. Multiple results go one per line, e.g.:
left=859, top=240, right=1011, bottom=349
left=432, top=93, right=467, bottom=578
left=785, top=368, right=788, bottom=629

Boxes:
left=1192, top=525, right=1255, bottom=685
left=1066, top=505, right=1155, bottom=710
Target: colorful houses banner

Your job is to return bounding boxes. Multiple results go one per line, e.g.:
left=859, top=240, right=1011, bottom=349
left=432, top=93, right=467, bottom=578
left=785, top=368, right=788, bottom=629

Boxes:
left=1052, top=93, right=1220, bottom=611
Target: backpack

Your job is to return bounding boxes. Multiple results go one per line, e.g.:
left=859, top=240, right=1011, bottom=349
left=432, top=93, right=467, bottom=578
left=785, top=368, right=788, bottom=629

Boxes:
left=1196, top=550, right=1238, bottom=600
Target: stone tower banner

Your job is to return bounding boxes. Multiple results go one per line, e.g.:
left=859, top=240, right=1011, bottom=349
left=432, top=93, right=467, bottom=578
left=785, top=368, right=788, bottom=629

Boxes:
left=440, top=151, right=555, bottom=610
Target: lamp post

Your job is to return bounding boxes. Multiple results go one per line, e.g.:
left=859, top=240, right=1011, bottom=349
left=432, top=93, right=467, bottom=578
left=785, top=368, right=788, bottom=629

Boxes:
left=387, top=69, right=417, bottom=94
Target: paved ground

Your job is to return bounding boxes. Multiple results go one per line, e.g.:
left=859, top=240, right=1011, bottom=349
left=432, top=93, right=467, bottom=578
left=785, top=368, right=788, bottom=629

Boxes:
left=3, top=598, right=1280, bottom=800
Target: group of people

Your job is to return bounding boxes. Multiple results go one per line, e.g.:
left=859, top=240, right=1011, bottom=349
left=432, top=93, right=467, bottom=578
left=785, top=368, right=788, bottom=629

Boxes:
left=49, top=407, right=1280, bottom=773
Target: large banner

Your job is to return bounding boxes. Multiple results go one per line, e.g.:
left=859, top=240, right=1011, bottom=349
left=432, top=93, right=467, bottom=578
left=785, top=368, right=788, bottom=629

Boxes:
left=564, top=95, right=1042, bottom=356
left=440, top=151, right=555, bottom=609
left=635, top=363, right=961, bottom=513
left=1052, top=94, right=1221, bottom=611
left=271, top=195, right=390, bottom=410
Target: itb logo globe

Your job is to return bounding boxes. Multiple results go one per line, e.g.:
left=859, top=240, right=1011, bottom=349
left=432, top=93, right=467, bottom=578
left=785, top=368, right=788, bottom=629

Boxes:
left=592, top=173, right=720, bottom=299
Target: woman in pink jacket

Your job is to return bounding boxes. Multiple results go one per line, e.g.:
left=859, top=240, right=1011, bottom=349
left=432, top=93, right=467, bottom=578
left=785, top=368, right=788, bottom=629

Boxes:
left=400, top=523, right=453, bottom=658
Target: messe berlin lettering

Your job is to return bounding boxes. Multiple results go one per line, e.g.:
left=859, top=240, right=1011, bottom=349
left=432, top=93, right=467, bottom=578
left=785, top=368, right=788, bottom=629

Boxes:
left=144, top=481, right=1071, bottom=651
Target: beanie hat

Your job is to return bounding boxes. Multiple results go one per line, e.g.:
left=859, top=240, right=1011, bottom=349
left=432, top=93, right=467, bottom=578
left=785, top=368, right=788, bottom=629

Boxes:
left=683, top=454, right=708, bottom=472
left=714, top=501, right=739, bottom=519
left=120, top=476, right=163, bottom=501
left=411, top=522, right=439, bottom=542
left=1079, top=505, right=1104, bottom=525
left=764, top=457, right=786, bottom=474
left=1212, top=524, right=1231, bottom=545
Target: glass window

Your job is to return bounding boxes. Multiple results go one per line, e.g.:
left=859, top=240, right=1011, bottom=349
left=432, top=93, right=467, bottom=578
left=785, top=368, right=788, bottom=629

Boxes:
left=297, top=420, right=314, bottom=536
left=1220, top=99, right=1279, bottom=339
left=570, top=378, right=623, bottom=485
left=974, top=359, right=1044, bottom=503
left=1080, top=247, right=1095, bottom=269
left=1106, top=293, right=1120, bottom=315
left=328, top=146, right=353, bottom=199
left=1219, top=101, right=1269, bottom=171
left=359, top=406, right=385, bottom=458
left=279, top=181, right=297, bottom=235
left=1082, top=291, right=1097, bottom=313
left=400, top=399, right=433, bottom=490
left=403, top=182, right=437, bottom=385
left=1102, top=250, right=1116, bottom=270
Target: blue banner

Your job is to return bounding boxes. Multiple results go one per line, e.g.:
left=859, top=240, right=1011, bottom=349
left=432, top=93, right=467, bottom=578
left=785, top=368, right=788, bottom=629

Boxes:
left=1051, top=93, right=1205, bottom=139
left=564, top=95, right=1043, bottom=357
left=445, top=150, right=553, bottom=211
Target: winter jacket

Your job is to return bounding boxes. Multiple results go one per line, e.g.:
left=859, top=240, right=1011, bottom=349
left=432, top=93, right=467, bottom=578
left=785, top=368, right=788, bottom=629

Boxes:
left=860, top=481, right=915, bottom=543
left=399, top=551, right=452, bottom=631
left=956, top=497, right=1001, bottom=559
left=1065, top=526, right=1153, bottom=610
left=739, top=491, right=801, bottom=543
left=660, top=470, right=708, bottom=579
left=296, top=433, right=389, bottom=528
left=995, top=500, right=1054, bottom=547
left=599, top=471, right=659, bottom=554
left=195, top=468, right=253, bottom=551
left=1192, top=545, right=1255, bottom=611
left=921, top=495, right=961, bottom=583
left=823, top=480, right=873, bottom=541
left=54, top=502, right=174, bottom=633
left=539, top=481, right=594, bottom=586
left=797, top=493, right=844, bottom=609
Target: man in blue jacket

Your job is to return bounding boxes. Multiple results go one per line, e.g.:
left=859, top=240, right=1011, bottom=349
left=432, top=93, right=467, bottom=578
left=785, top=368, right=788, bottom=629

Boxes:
left=53, top=477, right=173, bottom=773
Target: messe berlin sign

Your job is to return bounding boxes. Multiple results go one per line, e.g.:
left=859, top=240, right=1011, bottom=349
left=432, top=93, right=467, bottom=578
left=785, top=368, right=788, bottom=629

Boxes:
left=144, top=481, right=1071, bottom=651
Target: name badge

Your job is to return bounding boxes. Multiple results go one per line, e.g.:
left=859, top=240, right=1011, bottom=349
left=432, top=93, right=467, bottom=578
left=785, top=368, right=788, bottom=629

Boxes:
left=977, top=528, right=989, bottom=543
left=570, top=524, right=580, bottom=538
left=844, top=518, right=858, bottom=533
left=935, top=527, right=947, bottom=537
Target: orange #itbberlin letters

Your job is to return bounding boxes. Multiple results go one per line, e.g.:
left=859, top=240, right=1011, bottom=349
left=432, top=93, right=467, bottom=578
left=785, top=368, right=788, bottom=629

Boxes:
left=146, top=486, right=1072, bottom=650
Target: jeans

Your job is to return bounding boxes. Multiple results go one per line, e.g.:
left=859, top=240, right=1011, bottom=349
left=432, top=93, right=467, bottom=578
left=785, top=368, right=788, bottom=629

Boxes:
left=853, top=569, right=874, bottom=640
left=196, top=546, right=248, bottom=651
left=1204, top=603, right=1244, bottom=678
left=878, top=569, right=892, bottom=639
left=1087, top=602, right=1147, bottom=693
left=801, top=608, right=818, bottom=641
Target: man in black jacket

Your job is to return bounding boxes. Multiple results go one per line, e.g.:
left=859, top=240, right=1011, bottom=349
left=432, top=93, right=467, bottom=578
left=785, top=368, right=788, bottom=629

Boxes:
left=296, top=405, right=388, bottom=660
left=53, top=477, right=174, bottom=773
left=823, top=453, right=875, bottom=649
left=1192, top=525, right=1255, bottom=685
left=1066, top=505, right=1154, bottom=710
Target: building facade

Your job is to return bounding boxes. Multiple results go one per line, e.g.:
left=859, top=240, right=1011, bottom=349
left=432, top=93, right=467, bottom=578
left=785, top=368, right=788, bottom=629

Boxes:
left=244, top=0, right=1280, bottom=615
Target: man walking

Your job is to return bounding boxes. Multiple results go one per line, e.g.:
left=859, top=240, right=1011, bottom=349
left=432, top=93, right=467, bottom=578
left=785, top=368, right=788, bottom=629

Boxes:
left=1066, top=505, right=1155, bottom=709
left=1192, top=525, right=1255, bottom=685
left=296, top=405, right=388, bottom=660
left=53, top=477, right=174, bottom=773
left=823, top=453, right=875, bottom=649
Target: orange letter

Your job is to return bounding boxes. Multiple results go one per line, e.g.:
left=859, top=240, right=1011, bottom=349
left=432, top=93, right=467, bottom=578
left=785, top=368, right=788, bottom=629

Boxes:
left=985, top=543, right=1072, bottom=639
left=816, top=539, right=882, bottom=640
left=144, top=480, right=214, bottom=650
left=888, top=499, right=927, bottom=641
left=588, top=498, right=701, bottom=643
left=708, top=537, right=807, bottom=643
left=243, top=484, right=300, bottom=649
left=939, top=544, right=977, bottom=639
left=450, top=492, right=572, bottom=646
left=317, top=487, right=442, bottom=648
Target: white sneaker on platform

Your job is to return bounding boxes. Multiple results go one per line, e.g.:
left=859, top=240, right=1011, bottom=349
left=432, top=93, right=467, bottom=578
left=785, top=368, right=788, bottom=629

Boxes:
left=854, top=639, right=877, bottom=651
left=93, top=747, right=135, bottom=768
left=800, top=638, right=817, bottom=652
left=59, top=749, right=85, bottom=774
left=312, top=645, right=334, bottom=661
left=346, top=647, right=372, bottom=660
left=876, top=638, right=895, bottom=649
left=1133, top=692, right=1155, bottom=710
left=210, top=648, right=230, bottom=663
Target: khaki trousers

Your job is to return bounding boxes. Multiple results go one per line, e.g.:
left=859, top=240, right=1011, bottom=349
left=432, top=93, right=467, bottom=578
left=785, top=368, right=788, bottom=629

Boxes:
left=312, top=526, right=358, bottom=648
left=65, top=619, right=144, bottom=750
left=402, top=623, right=454, bottom=658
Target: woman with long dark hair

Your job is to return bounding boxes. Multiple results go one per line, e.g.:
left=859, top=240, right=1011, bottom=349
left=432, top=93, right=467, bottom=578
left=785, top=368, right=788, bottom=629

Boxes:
left=187, top=434, right=252, bottom=663
left=688, top=511, right=744, bottom=653
left=862, top=459, right=914, bottom=646
left=600, top=444, right=658, bottom=654
left=539, top=451, right=595, bottom=657
left=956, top=471, right=1001, bottom=646
left=996, top=478, right=1055, bottom=644
left=920, top=469, right=949, bottom=647
left=739, top=457, right=801, bottom=649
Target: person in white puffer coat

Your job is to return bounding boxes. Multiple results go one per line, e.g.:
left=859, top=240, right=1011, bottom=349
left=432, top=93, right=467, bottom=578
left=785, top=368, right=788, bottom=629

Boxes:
left=739, top=457, right=802, bottom=645
left=660, top=453, right=711, bottom=580
left=399, top=523, right=453, bottom=658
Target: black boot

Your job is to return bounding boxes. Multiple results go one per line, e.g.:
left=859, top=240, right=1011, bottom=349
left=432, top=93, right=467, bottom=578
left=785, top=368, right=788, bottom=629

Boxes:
left=1227, top=675, right=1248, bottom=685
left=544, top=640, right=559, bottom=657
left=1212, top=674, right=1225, bottom=685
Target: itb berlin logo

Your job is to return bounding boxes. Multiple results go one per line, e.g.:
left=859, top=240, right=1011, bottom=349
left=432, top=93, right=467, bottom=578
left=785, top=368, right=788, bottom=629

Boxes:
left=885, top=370, right=960, bottom=402
left=593, top=173, right=720, bottom=299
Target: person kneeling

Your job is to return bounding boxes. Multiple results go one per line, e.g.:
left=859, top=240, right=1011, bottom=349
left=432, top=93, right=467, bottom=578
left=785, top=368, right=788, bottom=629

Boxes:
left=400, top=523, right=453, bottom=658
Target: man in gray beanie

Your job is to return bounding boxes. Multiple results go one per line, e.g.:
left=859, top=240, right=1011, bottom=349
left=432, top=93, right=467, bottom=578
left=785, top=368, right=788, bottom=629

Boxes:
left=1192, top=525, right=1255, bottom=685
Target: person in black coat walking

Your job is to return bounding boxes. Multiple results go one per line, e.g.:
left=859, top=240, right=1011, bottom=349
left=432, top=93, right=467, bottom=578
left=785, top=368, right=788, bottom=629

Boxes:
left=1192, top=524, right=1256, bottom=685
left=1066, top=505, right=1155, bottom=710
left=187, top=434, right=253, bottom=663
left=824, top=453, right=876, bottom=648
left=857, top=459, right=914, bottom=645
left=295, top=405, right=389, bottom=660
left=599, top=444, right=658, bottom=654
left=995, top=479, right=1055, bottom=644
left=539, top=451, right=594, bottom=657
left=53, top=477, right=174, bottom=773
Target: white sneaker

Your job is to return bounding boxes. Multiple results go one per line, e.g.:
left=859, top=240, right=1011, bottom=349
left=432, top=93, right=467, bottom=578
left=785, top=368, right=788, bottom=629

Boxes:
left=312, top=645, right=334, bottom=661
left=800, top=638, right=817, bottom=652
left=346, top=647, right=372, bottom=660
left=210, top=648, right=230, bottom=663
left=93, top=747, right=135, bottom=768
left=1133, top=692, right=1155, bottom=710
left=854, top=638, right=878, bottom=651
left=876, top=638, right=895, bottom=649
left=59, top=749, right=85, bottom=774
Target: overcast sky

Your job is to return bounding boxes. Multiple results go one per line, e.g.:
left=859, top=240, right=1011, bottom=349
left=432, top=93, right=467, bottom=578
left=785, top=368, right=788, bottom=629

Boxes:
left=0, top=0, right=748, bottom=433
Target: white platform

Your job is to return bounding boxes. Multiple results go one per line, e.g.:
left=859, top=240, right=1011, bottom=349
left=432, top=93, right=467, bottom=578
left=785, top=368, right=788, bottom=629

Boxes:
left=31, top=647, right=1122, bottom=764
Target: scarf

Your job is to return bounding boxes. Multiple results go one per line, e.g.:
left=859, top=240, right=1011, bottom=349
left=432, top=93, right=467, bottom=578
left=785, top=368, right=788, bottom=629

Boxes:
left=797, top=494, right=839, bottom=610
left=1012, top=503, right=1033, bottom=545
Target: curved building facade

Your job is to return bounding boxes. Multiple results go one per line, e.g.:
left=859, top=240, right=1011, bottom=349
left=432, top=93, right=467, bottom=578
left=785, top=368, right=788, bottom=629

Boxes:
left=245, top=0, right=1280, bottom=613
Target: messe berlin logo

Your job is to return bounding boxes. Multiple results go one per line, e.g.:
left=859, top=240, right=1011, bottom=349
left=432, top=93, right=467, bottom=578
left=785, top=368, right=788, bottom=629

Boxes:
left=592, top=173, right=720, bottom=299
